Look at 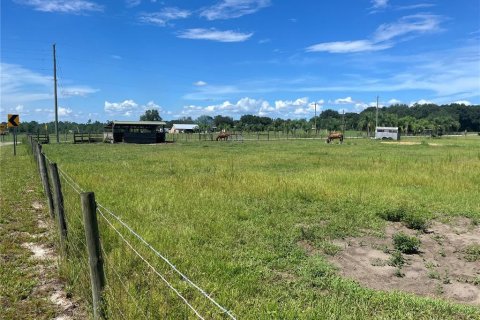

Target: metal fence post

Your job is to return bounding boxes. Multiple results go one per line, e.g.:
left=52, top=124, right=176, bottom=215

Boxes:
left=49, top=162, right=68, bottom=251
left=81, top=192, right=106, bottom=319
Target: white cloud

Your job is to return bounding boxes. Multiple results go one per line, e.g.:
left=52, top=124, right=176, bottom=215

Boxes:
left=335, top=97, right=354, bottom=104
left=410, top=99, right=433, bottom=106
left=371, top=0, right=388, bottom=9
left=1, top=63, right=52, bottom=106
left=58, top=107, right=73, bottom=116
left=15, top=0, right=103, bottom=13
left=15, top=105, right=25, bottom=112
left=60, top=86, right=99, bottom=97
left=180, top=96, right=326, bottom=118
left=178, top=28, right=253, bottom=42
left=452, top=100, right=471, bottom=105
left=388, top=98, right=402, bottom=105
left=145, top=101, right=162, bottom=110
left=125, top=0, right=141, bottom=8
left=181, top=97, right=267, bottom=117
left=200, top=0, right=271, bottom=20
left=139, top=7, right=191, bottom=26
left=104, top=100, right=165, bottom=118
left=307, top=14, right=442, bottom=54
left=373, top=14, right=442, bottom=42
left=275, top=97, right=306, bottom=109
left=194, top=81, right=208, bottom=86
left=354, top=103, right=369, bottom=111
left=104, top=99, right=139, bottom=114
left=396, top=3, right=435, bottom=11
left=306, top=40, right=391, bottom=53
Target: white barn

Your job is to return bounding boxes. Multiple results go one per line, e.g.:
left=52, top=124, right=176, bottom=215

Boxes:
left=169, top=124, right=199, bottom=133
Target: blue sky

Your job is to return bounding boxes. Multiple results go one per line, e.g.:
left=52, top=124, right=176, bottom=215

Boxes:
left=1, top=0, right=479, bottom=122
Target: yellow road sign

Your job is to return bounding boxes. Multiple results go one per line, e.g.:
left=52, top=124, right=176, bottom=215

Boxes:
left=7, top=114, right=20, bottom=127
left=0, top=124, right=6, bottom=132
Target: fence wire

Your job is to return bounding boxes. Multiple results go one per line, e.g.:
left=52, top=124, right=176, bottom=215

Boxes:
left=40, top=148, right=236, bottom=319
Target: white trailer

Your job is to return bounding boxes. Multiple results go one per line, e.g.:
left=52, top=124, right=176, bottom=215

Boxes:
left=375, top=127, right=400, bottom=140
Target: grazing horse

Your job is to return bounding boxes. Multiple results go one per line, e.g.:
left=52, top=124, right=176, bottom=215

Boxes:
left=326, top=132, right=344, bottom=144
left=216, top=132, right=230, bottom=141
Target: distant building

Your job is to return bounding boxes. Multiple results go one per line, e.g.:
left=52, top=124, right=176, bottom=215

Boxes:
left=169, top=124, right=199, bottom=133
left=104, top=120, right=167, bottom=144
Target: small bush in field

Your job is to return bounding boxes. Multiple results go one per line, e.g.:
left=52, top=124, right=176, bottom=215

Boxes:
left=393, top=232, right=421, bottom=254
left=403, top=213, right=429, bottom=231
left=378, top=207, right=406, bottom=222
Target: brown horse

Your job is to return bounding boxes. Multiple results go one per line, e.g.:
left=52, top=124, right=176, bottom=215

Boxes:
left=216, top=132, right=230, bottom=141
left=326, top=132, right=344, bottom=143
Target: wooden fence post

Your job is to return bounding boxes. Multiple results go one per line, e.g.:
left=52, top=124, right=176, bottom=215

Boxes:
left=33, top=140, right=38, bottom=163
left=81, top=192, right=106, bottom=319
left=37, top=144, right=55, bottom=219
left=49, top=162, right=68, bottom=251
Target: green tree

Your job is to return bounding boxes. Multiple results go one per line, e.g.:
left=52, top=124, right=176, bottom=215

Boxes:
left=196, top=115, right=214, bottom=131
left=140, top=109, right=162, bottom=121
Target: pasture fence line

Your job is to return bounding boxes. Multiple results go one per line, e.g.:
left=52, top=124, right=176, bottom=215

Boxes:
left=25, top=136, right=236, bottom=319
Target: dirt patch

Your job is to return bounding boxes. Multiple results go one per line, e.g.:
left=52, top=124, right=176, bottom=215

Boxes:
left=32, top=201, right=44, bottom=210
left=381, top=141, right=420, bottom=145
left=21, top=242, right=54, bottom=260
left=307, top=218, right=480, bottom=304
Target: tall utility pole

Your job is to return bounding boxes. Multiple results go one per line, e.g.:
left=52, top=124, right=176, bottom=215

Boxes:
left=342, top=109, right=345, bottom=134
left=375, top=95, right=379, bottom=132
left=53, top=44, right=59, bottom=143
left=314, top=102, right=317, bottom=133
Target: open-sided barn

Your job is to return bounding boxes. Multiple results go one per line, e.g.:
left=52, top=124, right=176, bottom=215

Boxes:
left=104, top=121, right=167, bottom=144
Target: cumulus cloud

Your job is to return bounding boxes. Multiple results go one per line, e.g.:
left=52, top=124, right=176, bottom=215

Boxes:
left=452, top=100, right=471, bottom=105
left=307, top=14, right=442, bottom=53
left=388, top=98, right=402, bottom=105
left=178, top=28, right=253, bottom=42
left=58, top=107, right=73, bottom=116
left=139, top=7, right=191, bottom=26
left=145, top=101, right=162, bottom=110
left=410, top=99, right=433, bottom=106
left=15, top=0, right=103, bottom=13
left=104, top=99, right=139, bottom=114
left=180, top=96, right=325, bottom=118
left=200, top=0, right=271, bottom=20
left=104, top=99, right=165, bottom=117
left=334, top=97, right=355, bottom=104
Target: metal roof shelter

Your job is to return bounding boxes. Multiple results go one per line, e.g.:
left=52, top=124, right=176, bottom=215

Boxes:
left=104, top=120, right=167, bottom=144
left=170, top=124, right=199, bottom=133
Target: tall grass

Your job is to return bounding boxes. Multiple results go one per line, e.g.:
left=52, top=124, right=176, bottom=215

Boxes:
left=44, top=138, right=480, bottom=319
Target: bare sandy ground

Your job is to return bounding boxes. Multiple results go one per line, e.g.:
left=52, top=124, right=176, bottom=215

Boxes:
left=301, top=217, right=480, bottom=305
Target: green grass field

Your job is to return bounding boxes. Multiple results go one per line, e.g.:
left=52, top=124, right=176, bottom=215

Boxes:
left=41, top=137, right=480, bottom=319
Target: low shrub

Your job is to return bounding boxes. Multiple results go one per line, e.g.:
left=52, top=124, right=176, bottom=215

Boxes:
left=403, top=212, right=429, bottom=231
left=378, top=207, right=406, bottom=222
left=393, top=232, right=421, bottom=254
left=389, top=250, right=405, bottom=267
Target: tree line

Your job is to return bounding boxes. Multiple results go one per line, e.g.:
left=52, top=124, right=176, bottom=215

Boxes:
left=11, top=103, right=480, bottom=135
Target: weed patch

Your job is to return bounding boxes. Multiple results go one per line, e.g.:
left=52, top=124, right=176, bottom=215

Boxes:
left=464, top=244, right=480, bottom=262
left=393, top=232, right=421, bottom=254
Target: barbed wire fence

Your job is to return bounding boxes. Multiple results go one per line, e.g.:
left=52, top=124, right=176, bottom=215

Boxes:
left=28, top=136, right=237, bottom=319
